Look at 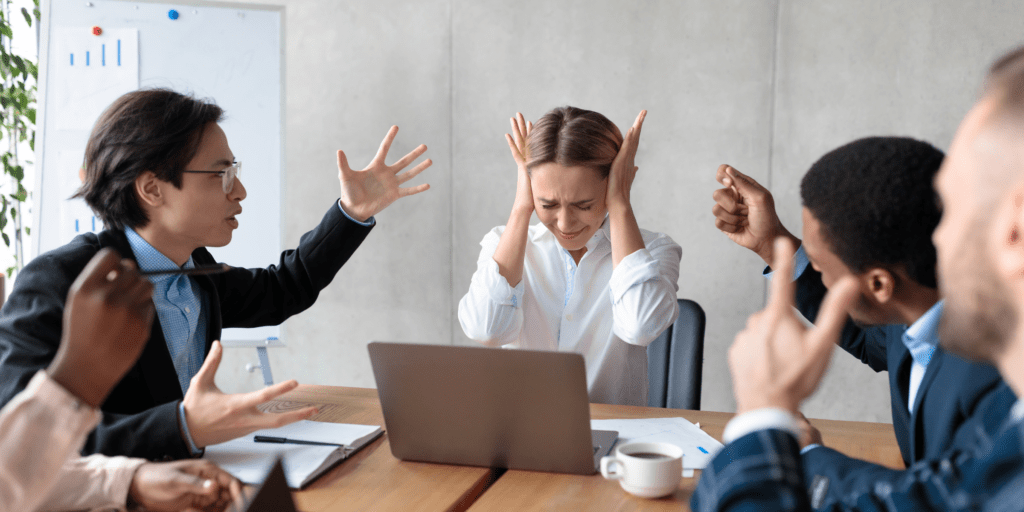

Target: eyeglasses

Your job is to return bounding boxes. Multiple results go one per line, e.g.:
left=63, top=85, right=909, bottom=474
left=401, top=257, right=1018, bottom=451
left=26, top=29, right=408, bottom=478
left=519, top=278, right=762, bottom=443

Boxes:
left=182, top=161, right=241, bottom=193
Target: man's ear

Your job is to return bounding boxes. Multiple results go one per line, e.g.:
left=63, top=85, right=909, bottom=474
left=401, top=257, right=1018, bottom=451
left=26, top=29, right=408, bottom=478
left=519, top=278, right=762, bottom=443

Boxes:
left=135, top=171, right=163, bottom=208
left=861, top=267, right=896, bottom=305
left=994, top=187, right=1024, bottom=287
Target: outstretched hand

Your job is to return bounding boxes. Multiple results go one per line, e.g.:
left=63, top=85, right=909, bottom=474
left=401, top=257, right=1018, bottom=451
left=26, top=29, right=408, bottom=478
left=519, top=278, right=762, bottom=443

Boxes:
left=505, top=112, right=534, bottom=214
left=606, top=110, right=646, bottom=213
left=711, top=164, right=798, bottom=264
left=182, top=341, right=318, bottom=448
left=728, top=238, right=859, bottom=414
left=338, top=126, right=432, bottom=222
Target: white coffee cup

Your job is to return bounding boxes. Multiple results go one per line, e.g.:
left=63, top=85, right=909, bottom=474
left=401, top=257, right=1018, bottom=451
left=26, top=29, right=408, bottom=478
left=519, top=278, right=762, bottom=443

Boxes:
left=600, top=442, right=683, bottom=499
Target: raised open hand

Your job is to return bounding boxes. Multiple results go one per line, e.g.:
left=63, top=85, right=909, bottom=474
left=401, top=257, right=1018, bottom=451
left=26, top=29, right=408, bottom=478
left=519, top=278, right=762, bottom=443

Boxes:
left=48, top=248, right=155, bottom=408
left=505, top=112, right=534, bottom=214
left=182, top=341, right=318, bottom=448
left=338, top=126, right=432, bottom=222
left=728, top=238, right=859, bottom=414
left=712, top=165, right=797, bottom=264
left=606, top=110, right=646, bottom=213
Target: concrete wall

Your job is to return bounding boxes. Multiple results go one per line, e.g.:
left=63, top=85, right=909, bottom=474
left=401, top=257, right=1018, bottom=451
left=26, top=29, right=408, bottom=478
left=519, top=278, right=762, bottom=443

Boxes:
left=214, top=0, right=1024, bottom=422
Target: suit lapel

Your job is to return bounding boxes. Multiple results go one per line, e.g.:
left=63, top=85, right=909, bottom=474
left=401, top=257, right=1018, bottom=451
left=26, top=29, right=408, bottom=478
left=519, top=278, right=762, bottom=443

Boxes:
left=190, top=248, right=222, bottom=353
left=908, top=348, right=944, bottom=461
left=890, top=346, right=913, bottom=464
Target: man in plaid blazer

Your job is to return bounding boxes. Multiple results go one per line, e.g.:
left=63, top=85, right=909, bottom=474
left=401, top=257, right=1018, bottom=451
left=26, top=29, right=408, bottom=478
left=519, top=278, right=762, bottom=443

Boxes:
left=692, top=45, right=1024, bottom=511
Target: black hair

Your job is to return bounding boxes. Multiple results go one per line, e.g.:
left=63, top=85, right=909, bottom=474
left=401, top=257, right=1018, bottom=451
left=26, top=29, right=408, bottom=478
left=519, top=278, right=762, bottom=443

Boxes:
left=800, top=136, right=944, bottom=288
left=73, top=88, right=224, bottom=230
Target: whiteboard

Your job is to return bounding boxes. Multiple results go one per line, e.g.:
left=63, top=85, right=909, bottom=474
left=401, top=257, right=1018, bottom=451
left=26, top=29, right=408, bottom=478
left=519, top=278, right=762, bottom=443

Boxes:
left=36, top=0, right=284, bottom=343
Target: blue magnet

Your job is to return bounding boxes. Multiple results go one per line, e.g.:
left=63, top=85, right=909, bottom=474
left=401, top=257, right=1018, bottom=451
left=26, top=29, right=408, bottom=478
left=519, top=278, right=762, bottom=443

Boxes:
left=168, top=9, right=179, bottom=20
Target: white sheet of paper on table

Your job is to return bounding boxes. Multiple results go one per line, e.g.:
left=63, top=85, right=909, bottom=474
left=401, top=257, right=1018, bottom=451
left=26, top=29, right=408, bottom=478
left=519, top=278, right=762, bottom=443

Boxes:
left=591, top=417, right=723, bottom=470
left=204, top=420, right=381, bottom=488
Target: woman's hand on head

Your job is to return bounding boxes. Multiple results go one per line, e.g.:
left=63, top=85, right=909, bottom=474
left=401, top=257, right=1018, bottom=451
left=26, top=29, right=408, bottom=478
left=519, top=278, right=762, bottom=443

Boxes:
left=606, top=110, right=646, bottom=214
left=505, top=112, right=534, bottom=216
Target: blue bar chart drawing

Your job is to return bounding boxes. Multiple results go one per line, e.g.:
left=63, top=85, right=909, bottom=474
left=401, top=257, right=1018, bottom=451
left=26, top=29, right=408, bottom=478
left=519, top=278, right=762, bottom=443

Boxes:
left=53, top=28, right=140, bottom=131
left=70, top=40, right=123, bottom=67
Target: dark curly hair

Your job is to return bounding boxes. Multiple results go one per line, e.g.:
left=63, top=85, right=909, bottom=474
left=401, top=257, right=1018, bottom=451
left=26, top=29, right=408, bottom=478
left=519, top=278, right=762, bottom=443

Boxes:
left=73, top=88, right=224, bottom=230
left=800, top=136, right=944, bottom=288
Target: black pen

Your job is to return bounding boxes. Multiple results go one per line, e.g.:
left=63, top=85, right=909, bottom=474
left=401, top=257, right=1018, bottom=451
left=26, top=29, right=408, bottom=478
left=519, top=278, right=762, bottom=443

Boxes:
left=140, top=264, right=230, bottom=277
left=254, top=435, right=346, bottom=448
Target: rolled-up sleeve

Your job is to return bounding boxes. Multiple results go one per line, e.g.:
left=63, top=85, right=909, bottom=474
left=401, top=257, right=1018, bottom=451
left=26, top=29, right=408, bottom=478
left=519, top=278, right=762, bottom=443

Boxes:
left=0, top=371, right=101, bottom=512
left=609, top=235, right=682, bottom=346
left=458, top=228, right=526, bottom=346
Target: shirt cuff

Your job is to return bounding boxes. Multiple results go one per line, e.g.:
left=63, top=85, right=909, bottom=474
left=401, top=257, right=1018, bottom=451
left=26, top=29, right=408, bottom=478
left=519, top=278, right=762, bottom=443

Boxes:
left=608, top=248, right=661, bottom=303
left=336, top=199, right=376, bottom=227
left=78, top=454, right=147, bottom=509
left=33, top=371, right=102, bottom=429
left=482, top=257, right=525, bottom=307
left=800, top=443, right=822, bottom=455
left=762, top=244, right=810, bottom=281
left=723, top=408, right=800, bottom=444
left=178, top=402, right=204, bottom=456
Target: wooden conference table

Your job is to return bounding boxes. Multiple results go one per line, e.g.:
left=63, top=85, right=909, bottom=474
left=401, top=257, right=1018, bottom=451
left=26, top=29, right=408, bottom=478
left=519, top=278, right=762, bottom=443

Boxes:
left=264, top=385, right=904, bottom=512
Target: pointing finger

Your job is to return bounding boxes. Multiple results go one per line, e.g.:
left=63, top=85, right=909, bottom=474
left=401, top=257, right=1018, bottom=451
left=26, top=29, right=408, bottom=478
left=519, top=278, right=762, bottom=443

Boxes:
left=811, top=276, right=859, bottom=352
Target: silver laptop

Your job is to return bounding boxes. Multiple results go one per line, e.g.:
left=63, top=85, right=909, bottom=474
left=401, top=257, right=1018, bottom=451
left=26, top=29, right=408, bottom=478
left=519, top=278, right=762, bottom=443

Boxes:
left=367, top=342, right=617, bottom=474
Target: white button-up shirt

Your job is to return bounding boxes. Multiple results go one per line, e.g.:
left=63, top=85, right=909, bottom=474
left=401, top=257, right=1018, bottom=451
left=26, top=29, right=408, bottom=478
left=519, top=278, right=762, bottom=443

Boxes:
left=458, top=219, right=682, bottom=406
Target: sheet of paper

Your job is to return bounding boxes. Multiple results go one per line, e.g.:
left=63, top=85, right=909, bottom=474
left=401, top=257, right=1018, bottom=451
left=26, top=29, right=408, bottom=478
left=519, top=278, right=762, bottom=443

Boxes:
left=51, top=28, right=139, bottom=131
left=592, top=417, right=723, bottom=469
left=204, top=420, right=380, bottom=487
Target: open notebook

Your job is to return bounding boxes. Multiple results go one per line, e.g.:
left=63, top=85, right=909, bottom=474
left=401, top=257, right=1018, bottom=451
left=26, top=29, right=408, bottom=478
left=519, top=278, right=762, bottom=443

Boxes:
left=205, top=420, right=383, bottom=489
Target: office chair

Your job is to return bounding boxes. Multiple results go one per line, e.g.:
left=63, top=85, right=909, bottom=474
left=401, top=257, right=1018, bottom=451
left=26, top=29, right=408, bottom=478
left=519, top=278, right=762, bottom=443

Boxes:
left=647, top=298, right=706, bottom=410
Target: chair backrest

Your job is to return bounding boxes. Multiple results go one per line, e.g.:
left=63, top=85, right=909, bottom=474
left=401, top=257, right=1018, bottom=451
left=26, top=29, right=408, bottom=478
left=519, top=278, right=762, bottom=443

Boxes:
left=647, top=298, right=706, bottom=410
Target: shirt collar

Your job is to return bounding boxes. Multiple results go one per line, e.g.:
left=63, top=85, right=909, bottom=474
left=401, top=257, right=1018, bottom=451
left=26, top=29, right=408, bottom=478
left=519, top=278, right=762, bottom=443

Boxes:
left=124, top=227, right=194, bottom=279
left=902, top=300, right=943, bottom=367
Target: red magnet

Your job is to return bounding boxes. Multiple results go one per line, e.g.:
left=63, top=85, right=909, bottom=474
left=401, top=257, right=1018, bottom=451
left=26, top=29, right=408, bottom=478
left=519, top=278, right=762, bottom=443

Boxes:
left=91, top=26, right=102, bottom=36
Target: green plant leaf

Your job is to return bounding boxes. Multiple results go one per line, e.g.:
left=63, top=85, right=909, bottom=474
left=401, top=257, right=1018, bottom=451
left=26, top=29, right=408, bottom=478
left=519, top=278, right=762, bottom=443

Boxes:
left=0, top=25, right=12, bottom=39
left=2, top=233, right=10, bottom=247
left=20, top=7, right=30, bottom=27
left=24, top=226, right=29, bottom=235
left=10, top=165, right=22, bottom=180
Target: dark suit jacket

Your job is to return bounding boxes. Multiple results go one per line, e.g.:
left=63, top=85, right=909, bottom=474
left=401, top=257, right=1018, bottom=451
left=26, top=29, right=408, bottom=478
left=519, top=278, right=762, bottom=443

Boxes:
left=692, top=396, right=1024, bottom=512
left=0, top=202, right=372, bottom=461
left=792, top=267, right=1008, bottom=507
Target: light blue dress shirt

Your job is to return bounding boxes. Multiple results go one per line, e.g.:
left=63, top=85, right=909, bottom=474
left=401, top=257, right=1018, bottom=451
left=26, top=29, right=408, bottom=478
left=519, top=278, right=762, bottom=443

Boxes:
left=125, top=227, right=208, bottom=454
left=903, top=300, right=942, bottom=413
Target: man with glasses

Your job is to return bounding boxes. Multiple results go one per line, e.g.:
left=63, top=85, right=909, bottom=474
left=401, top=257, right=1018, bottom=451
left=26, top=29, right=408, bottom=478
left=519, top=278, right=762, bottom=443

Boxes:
left=0, top=88, right=432, bottom=460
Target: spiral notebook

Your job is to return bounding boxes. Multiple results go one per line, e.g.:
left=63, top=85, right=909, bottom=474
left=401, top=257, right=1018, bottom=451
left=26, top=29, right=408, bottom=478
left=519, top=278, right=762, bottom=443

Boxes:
left=205, top=420, right=384, bottom=489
